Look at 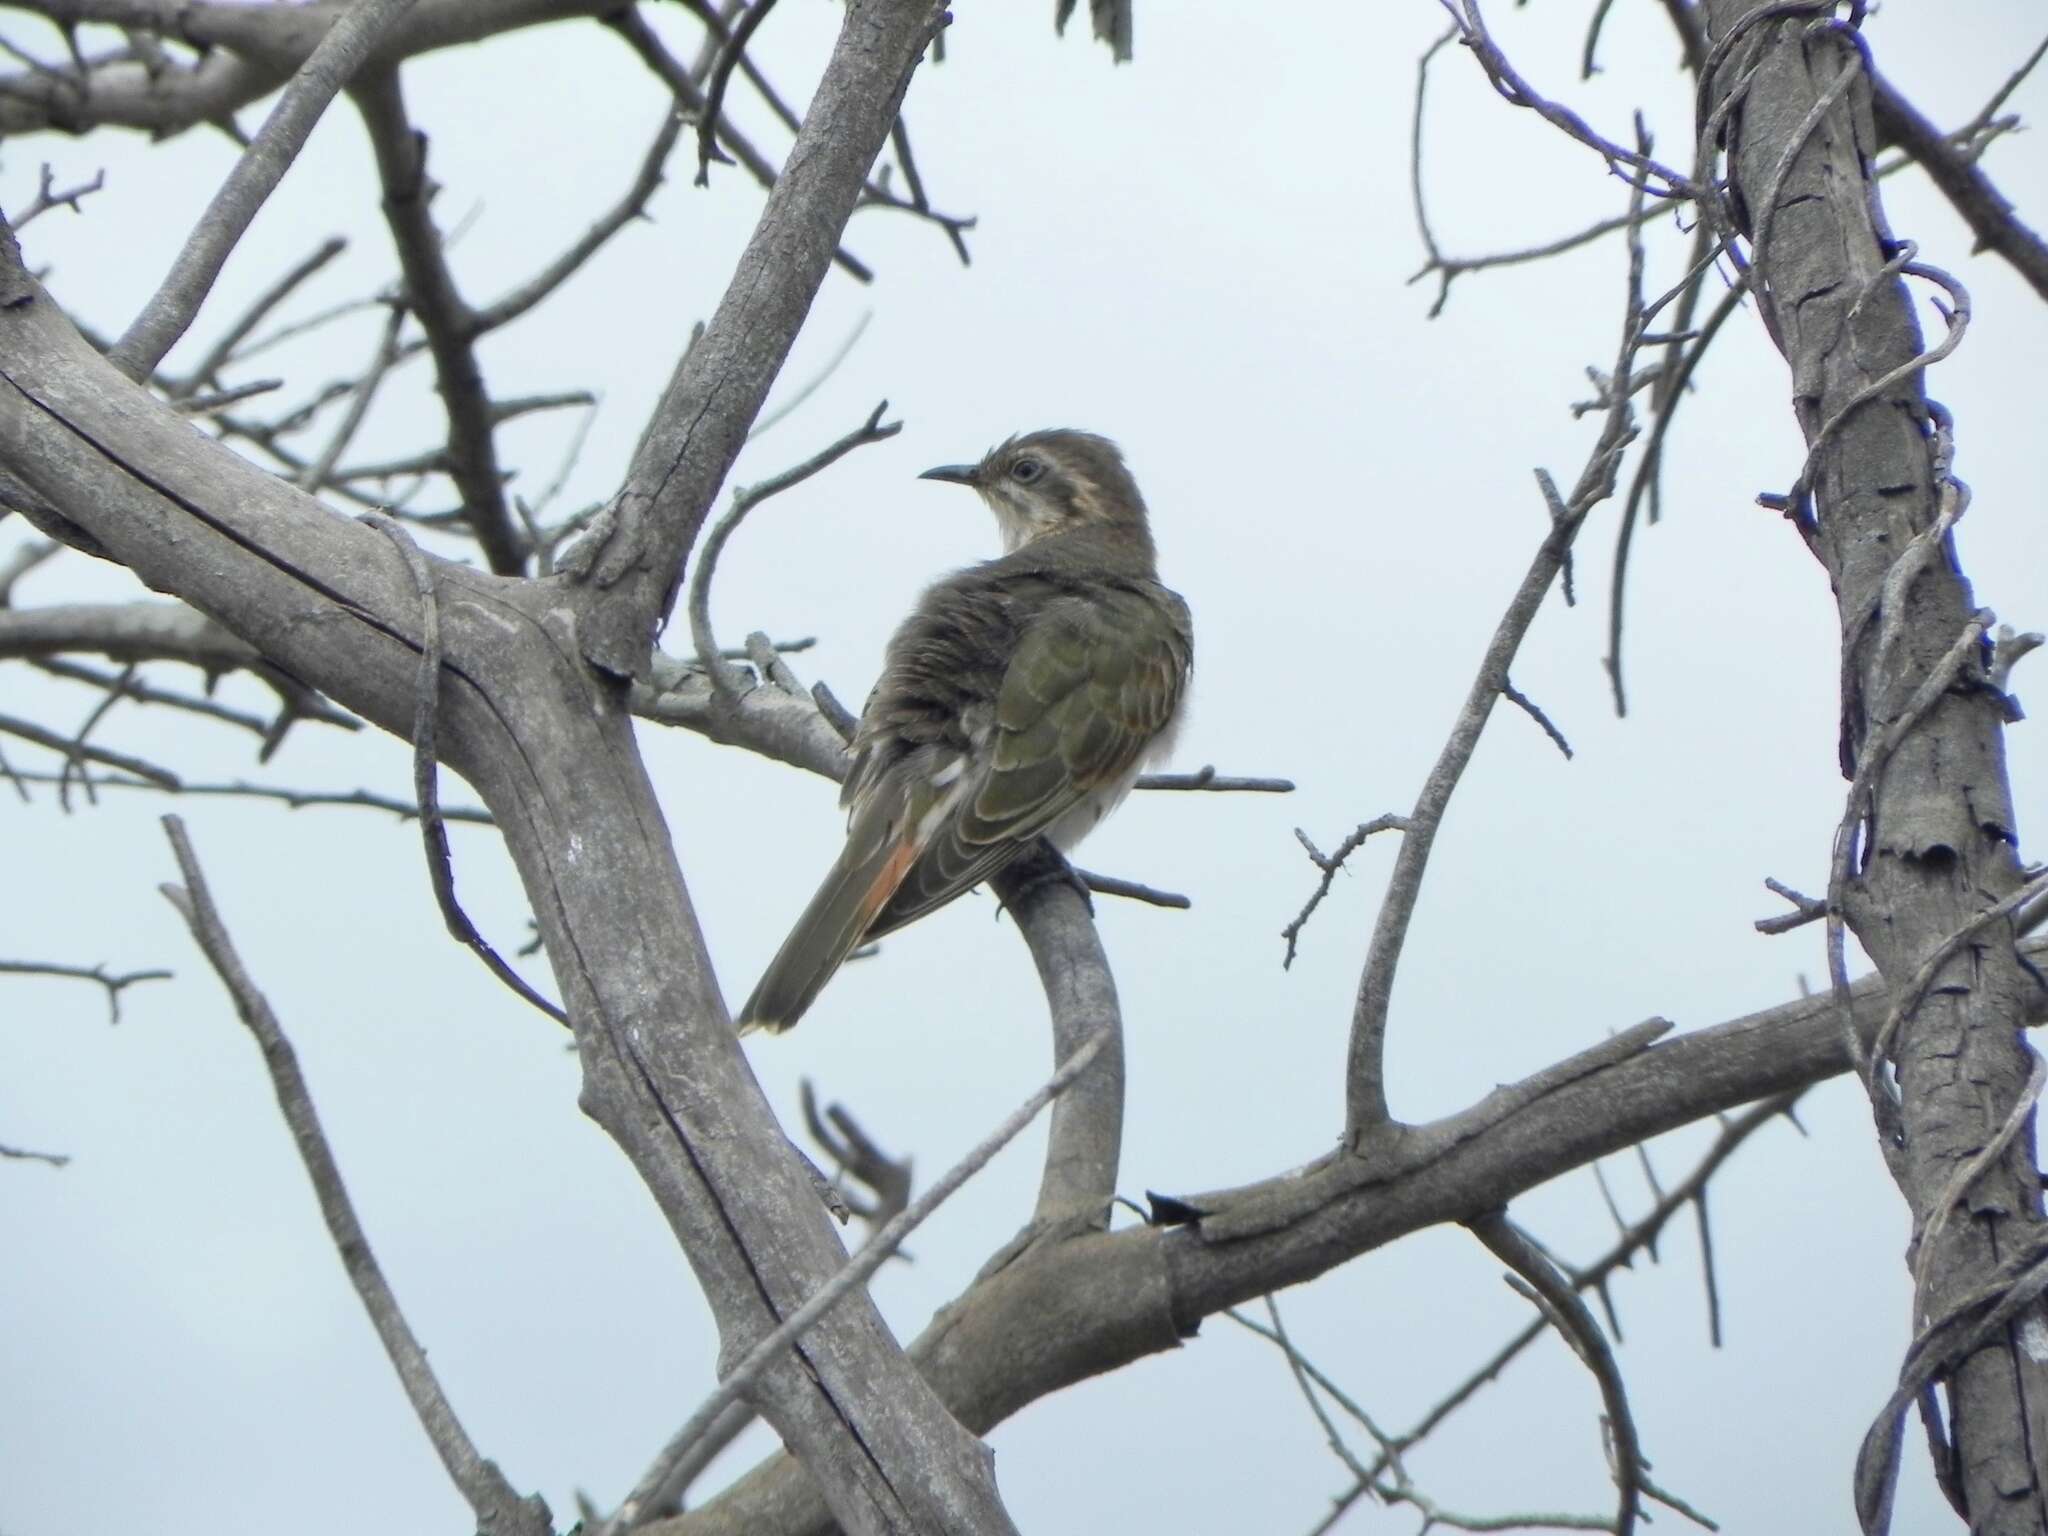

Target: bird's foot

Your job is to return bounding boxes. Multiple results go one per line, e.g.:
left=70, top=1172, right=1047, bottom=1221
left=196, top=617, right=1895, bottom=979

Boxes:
left=996, top=843, right=1095, bottom=921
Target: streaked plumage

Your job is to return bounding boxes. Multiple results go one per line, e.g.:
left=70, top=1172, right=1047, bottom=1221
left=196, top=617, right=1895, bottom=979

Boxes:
left=740, top=429, right=1192, bottom=1033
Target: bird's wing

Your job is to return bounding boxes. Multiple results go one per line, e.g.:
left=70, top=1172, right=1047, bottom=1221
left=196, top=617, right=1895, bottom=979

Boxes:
left=867, top=589, right=1190, bottom=937
left=740, top=586, right=1189, bottom=1034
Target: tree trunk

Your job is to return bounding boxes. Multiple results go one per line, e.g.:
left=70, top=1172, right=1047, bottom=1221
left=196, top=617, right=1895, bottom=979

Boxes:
left=1703, top=6, right=2048, bottom=1530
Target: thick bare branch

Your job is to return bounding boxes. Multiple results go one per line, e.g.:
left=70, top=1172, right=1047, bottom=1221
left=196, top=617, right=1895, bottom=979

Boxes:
left=0, top=598, right=260, bottom=670
left=664, top=945, right=2045, bottom=1536
left=0, top=0, right=616, bottom=138
left=0, top=8, right=1025, bottom=1524
left=993, top=849, right=1125, bottom=1236
left=605, top=1029, right=1108, bottom=1534
left=563, top=0, right=947, bottom=676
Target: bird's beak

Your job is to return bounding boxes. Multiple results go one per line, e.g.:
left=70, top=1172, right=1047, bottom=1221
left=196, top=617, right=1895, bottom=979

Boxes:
left=918, top=463, right=978, bottom=486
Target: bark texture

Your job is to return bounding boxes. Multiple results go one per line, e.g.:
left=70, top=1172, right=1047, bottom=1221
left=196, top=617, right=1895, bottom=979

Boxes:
left=1704, top=6, right=2048, bottom=1529
left=663, top=941, right=2048, bottom=1536
left=0, top=5, right=1020, bottom=1531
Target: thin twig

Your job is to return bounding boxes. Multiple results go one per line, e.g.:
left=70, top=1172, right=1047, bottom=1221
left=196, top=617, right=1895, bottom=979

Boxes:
left=750, top=311, right=873, bottom=439
left=352, top=69, right=525, bottom=574
left=0, top=1138, right=70, bottom=1168
left=475, top=105, right=688, bottom=334
left=1281, top=815, right=1410, bottom=970
left=1448, top=0, right=1698, bottom=200
left=878, top=114, right=973, bottom=264
left=0, top=958, right=171, bottom=1023
left=605, top=6, right=874, bottom=284
left=1605, top=276, right=1748, bottom=717
left=1260, top=1293, right=1378, bottom=1485
left=156, top=815, right=549, bottom=1536
left=1868, top=61, right=2048, bottom=304
left=1223, top=1306, right=1402, bottom=1461
left=1755, top=876, right=1825, bottom=935
left=1468, top=1211, right=1643, bottom=1536
left=55, top=658, right=136, bottom=809
left=1502, top=678, right=1573, bottom=759
left=299, top=300, right=405, bottom=491
left=13, top=162, right=104, bottom=229
left=801, top=1079, right=913, bottom=1228
left=0, top=537, right=59, bottom=603
left=368, top=516, right=566, bottom=1023
left=0, top=708, right=180, bottom=787
left=1345, top=115, right=1657, bottom=1139
left=186, top=235, right=349, bottom=390
left=1075, top=869, right=1189, bottom=910
left=174, top=378, right=286, bottom=416
left=687, top=401, right=899, bottom=693
left=696, top=0, right=779, bottom=186
left=1136, top=765, right=1295, bottom=792
left=32, top=657, right=361, bottom=743
left=0, top=770, right=492, bottom=823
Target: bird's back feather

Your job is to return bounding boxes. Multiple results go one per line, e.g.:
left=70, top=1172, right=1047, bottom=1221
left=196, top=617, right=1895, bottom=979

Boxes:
left=738, top=492, right=1193, bottom=1033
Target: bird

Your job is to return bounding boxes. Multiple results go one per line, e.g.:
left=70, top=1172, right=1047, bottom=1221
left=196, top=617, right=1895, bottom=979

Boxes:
left=739, top=428, right=1194, bottom=1033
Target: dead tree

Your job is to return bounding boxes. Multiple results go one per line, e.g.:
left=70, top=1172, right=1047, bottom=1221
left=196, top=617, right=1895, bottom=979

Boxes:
left=2, top=3, right=2044, bottom=1533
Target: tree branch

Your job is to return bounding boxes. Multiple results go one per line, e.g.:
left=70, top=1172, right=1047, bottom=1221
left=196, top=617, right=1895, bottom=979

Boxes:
left=106, top=0, right=422, bottom=380
left=686, top=401, right=899, bottom=694
left=663, top=942, right=2047, bottom=1536
left=352, top=69, right=525, bottom=574
left=1868, top=66, right=2048, bottom=303
left=0, top=957, right=171, bottom=1022
left=0, top=0, right=617, bottom=138
left=0, top=7, right=1025, bottom=1527
left=1468, top=1212, right=1644, bottom=1536
left=1701, top=6, right=2048, bottom=1527
left=563, top=0, right=948, bottom=676
left=156, top=814, right=550, bottom=1536
left=604, top=1029, right=1108, bottom=1533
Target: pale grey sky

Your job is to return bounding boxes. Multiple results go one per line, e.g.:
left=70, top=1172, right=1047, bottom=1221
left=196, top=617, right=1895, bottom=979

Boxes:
left=6, top=4, right=2046, bottom=1533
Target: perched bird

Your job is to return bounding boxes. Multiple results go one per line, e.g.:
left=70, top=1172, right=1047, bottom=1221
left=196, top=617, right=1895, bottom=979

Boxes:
left=740, top=429, right=1193, bottom=1033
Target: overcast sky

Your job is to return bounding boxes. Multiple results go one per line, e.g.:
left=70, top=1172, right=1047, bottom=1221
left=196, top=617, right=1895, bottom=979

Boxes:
left=6, top=3, right=2047, bottom=1533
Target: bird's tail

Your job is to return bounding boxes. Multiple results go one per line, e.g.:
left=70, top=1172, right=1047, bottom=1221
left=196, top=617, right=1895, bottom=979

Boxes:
left=738, top=817, right=920, bottom=1034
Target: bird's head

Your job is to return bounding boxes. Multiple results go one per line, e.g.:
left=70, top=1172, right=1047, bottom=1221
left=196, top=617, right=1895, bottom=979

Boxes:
left=920, top=429, right=1151, bottom=557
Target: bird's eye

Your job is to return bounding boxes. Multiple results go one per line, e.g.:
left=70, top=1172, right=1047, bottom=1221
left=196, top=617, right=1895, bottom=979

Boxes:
left=1009, top=457, right=1044, bottom=484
